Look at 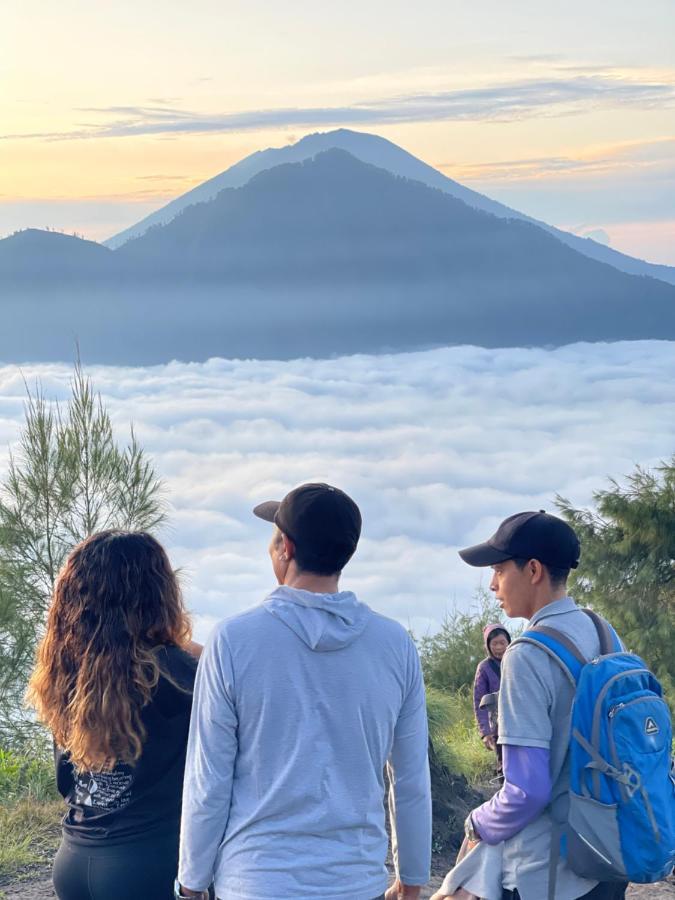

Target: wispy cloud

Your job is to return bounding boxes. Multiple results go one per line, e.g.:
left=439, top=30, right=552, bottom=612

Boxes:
left=0, top=187, right=196, bottom=204
left=146, top=98, right=182, bottom=106
left=2, top=73, right=673, bottom=142
left=439, top=137, right=675, bottom=182
left=135, top=174, right=195, bottom=183
left=508, top=53, right=565, bottom=63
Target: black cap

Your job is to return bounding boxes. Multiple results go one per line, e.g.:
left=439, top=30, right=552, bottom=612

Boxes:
left=253, top=483, right=362, bottom=572
left=459, top=510, right=580, bottom=570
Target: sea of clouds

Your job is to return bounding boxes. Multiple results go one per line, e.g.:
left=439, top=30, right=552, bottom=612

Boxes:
left=0, top=341, right=672, bottom=640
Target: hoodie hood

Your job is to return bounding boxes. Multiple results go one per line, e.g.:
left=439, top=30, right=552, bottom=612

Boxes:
left=264, top=585, right=372, bottom=651
left=483, top=623, right=511, bottom=656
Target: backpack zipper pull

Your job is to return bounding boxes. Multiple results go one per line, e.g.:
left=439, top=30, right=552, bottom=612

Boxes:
left=608, top=703, right=625, bottom=718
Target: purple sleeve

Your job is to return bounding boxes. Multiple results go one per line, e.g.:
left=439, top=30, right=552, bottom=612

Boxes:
left=473, top=663, right=491, bottom=737
left=471, top=745, right=552, bottom=844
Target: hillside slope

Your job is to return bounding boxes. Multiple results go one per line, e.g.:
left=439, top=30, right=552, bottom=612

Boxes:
left=104, top=129, right=675, bottom=287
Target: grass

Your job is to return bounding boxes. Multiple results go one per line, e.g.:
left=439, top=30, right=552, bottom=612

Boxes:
left=426, top=686, right=495, bottom=786
left=0, top=749, right=61, bottom=880
left=0, top=693, right=491, bottom=881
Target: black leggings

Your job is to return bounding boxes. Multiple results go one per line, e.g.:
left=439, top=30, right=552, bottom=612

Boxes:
left=53, top=833, right=178, bottom=900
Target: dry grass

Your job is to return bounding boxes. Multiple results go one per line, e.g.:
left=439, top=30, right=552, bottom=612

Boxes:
left=0, top=797, right=61, bottom=874
left=0, top=750, right=61, bottom=879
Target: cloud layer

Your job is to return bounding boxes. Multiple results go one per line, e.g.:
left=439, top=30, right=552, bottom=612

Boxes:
left=0, top=342, right=672, bottom=639
left=2, top=73, right=673, bottom=142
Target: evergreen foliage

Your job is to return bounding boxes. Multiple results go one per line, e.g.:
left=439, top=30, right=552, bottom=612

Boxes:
left=418, top=588, right=513, bottom=692
left=557, top=457, right=675, bottom=702
left=0, top=364, right=166, bottom=747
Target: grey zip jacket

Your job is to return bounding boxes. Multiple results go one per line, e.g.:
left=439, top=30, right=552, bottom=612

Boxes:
left=178, top=585, right=431, bottom=900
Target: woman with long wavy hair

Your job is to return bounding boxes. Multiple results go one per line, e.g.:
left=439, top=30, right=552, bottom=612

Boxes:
left=27, top=530, right=202, bottom=900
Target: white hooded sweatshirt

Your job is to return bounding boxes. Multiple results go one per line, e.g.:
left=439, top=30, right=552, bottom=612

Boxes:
left=179, top=585, right=431, bottom=900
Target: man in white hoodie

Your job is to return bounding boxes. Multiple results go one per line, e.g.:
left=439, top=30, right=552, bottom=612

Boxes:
left=176, top=482, right=431, bottom=900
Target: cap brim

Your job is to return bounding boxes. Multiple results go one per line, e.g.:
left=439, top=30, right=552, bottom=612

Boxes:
left=253, top=500, right=280, bottom=523
left=458, top=542, right=512, bottom=567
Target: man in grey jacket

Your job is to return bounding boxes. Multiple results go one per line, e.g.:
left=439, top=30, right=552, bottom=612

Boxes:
left=176, top=483, right=431, bottom=900
left=433, top=511, right=628, bottom=900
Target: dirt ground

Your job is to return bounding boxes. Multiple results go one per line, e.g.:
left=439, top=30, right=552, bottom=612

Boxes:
left=1, top=861, right=673, bottom=899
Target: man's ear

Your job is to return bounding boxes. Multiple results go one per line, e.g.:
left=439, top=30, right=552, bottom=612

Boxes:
left=529, top=559, right=545, bottom=584
left=281, top=533, right=296, bottom=561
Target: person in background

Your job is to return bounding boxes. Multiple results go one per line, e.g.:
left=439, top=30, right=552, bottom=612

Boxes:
left=176, top=482, right=431, bottom=900
left=473, top=624, right=511, bottom=774
left=27, top=531, right=201, bottom=900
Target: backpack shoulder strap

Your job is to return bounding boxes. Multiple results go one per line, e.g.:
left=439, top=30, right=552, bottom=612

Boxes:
left=581, top=608, right=622, bottom=654
left=513, top=624, right=587, bottom=687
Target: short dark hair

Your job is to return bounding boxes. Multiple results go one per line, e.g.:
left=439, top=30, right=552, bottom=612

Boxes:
left=512, top=557, right=570, bottom=588
left=292, top=539, right=355, bottom=576
left=256, top=483, right=361, bottom=577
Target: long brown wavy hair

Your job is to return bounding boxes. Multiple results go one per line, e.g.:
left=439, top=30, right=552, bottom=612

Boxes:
left=27, top=531, right=191, bottom=772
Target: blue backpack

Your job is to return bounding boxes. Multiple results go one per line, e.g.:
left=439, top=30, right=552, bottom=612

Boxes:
left=519, top=609, right=675, bottom=894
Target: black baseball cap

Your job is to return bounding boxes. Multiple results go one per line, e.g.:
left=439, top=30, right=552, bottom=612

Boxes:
left=253, top=483, right=362, bottom=572
left=459, top=510, right=580, bottom=570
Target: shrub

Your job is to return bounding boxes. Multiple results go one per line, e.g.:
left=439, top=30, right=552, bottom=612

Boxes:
left=427, top=687, right=495, bottom=786
left=0, top=748, right=58, bottom=805
left=0, top=748, right=60, bottom=876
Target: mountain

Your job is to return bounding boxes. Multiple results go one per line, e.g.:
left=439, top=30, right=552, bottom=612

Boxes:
left=2, top=149, right=674, bottom=364
left=104, top=128, right=675, bottom=287
left=0, top=229, right=112, bottom=282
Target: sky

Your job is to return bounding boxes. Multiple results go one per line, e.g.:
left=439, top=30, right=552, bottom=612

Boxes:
left=2, top=0, right=674, bottom=263
left=0, top=341, right=672, bottom=641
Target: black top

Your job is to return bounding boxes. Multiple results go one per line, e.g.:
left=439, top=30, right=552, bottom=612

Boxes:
left=55, top=645, right=197, bottom=845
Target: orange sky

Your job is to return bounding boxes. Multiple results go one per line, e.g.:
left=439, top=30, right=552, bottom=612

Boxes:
left=2, top=0, right=674, bottom=262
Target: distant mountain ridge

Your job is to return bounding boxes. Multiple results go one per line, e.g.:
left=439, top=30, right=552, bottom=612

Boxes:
left=104, top=128, right=675, bottom=287
left=0, top=228, right=111, bottom=275
left=1, top=149, right=674, bottom=364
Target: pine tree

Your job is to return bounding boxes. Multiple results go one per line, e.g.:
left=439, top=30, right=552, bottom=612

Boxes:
left=0, top=364, right=166, bottom=747
left=556, top=457, right=675, bottom=702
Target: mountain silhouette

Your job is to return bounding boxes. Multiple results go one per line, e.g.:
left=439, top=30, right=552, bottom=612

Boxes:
left=115, top=149, right=675, bottom=329
left=1, top=150, right=674, bottom=364
left=0, top=229, right=112, bottom=282
left=104, top=128, right=675, bottom=287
